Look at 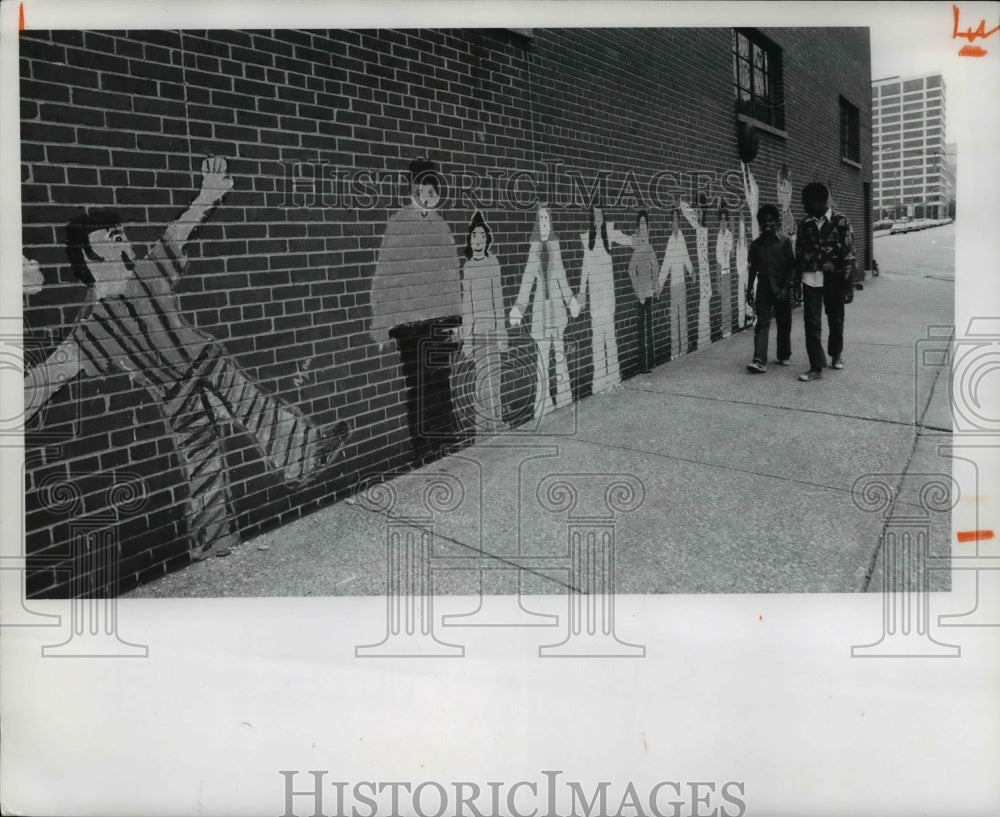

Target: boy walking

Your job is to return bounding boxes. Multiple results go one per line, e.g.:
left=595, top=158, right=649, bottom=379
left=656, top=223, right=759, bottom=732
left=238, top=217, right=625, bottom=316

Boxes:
left=745, top=204, right=794, bottom=374
left=794, top=182, right=857, bottom=382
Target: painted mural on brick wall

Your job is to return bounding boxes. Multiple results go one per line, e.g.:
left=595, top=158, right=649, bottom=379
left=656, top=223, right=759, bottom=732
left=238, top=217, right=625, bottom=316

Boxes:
left=658, top=208, right=693, bottom=360
left=369, top=159, right=464, bottom=464
left=627, top=211, right=658, bottom=375
left=23, top=152, right=764, bottom=568
left=509, top=202, right=576, bottom=421
left=457, top=211, right=508, bottom=440
left=361, top=158, right=768, bottom=460
left=23, top=157, right=352, bottom=560
left=23, top=155, right=771, bottom=570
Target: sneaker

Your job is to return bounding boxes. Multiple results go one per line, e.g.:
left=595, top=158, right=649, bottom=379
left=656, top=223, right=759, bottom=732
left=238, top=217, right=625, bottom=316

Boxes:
left=831, top=356, right=844, bottom=370
left=746, top=361, right=766, bottom=374
left=798, top=369, right=823, bottom=382
left=776, top=359, right=791, bottom=367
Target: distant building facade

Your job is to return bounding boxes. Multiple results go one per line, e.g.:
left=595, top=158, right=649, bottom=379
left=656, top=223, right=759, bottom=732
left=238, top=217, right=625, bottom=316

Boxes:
left=871, top=73, right=948, bottom=219
left=942, top=142, right=957, bottom=219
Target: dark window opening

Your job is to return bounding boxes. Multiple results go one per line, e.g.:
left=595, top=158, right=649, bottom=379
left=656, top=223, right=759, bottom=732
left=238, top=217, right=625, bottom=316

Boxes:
left=732, top=29, right=784, bottom=130
left=840, top=96, right=860, bottom=163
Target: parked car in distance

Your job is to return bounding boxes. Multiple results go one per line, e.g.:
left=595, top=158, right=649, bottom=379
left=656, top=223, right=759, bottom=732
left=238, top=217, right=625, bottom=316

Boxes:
left=884, top=217, right=953, bottom=235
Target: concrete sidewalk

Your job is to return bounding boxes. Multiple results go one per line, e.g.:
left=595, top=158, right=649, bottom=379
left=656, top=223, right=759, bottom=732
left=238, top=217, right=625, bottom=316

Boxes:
left=127, top=262, right=954, bottom=597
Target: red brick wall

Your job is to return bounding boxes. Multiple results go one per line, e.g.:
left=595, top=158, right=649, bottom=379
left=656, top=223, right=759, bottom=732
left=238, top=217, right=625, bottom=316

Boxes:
left=20, top=27, right=871, bottom=596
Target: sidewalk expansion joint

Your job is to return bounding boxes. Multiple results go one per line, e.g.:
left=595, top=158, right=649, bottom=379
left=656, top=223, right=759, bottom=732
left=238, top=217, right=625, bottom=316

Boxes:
left=345, top=504, right=576, bottom=592
left=624, top=383, right=939, bottom=431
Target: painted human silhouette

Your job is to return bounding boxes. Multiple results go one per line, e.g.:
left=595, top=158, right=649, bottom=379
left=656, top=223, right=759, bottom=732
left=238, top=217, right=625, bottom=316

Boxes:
left=510, top=203, right=578, bottom=420
left=369, top=158, right=463, bottom=463
left=576, top=203, right=632, bottom=393
left=23, top=156, right=352, bottom=559
left=716, top=204, right=734, bottom=336
left=777, top=163, right=796, bottom=247
left=657, top=208, right=693, bottom=359
left=627, top=210, right=659, bottom=374
left=741, top=161, right=759, bottom=228
left=678, top=197, right=711, bottom=349
left=457, top=211, right=508, bottom=438
left=22, top=255, right=43, bottom=298
left=735, top=215, right=752, bottom=327
left=740, top=162, right=763, bottom=312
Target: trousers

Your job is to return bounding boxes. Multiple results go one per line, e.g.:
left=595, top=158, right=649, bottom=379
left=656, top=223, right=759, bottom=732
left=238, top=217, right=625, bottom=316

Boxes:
left=802, top=275, right=846, bottom=370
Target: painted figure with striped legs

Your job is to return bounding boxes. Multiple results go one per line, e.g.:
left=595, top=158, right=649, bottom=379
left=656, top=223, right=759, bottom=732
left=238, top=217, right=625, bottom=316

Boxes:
left=23, top=156, right=351, bottom=559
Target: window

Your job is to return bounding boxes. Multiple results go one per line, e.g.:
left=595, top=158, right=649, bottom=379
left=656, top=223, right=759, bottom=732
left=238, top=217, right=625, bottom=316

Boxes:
left=840, top=96, right=860, bottom=163
left=926, top=75, right=942, bottom=88
left=732, top=29, right=784, bottom=129
left=903, top=78, right=924, bottom=92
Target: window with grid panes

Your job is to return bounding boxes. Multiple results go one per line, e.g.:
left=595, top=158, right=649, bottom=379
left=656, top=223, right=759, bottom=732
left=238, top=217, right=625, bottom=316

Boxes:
left=732, top=29, right=783, bottom=129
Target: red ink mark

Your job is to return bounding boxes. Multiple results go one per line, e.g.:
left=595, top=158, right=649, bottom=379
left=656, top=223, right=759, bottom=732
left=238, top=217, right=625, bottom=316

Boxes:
left=18, top=2, right=25, bottom=31
left=758, top=615, right=763, bottom=621
left=953, top=5, right=999, bottom=56
left=957, top=530, right=994, bottom=543
left=641, top=732, right=648, bottom=754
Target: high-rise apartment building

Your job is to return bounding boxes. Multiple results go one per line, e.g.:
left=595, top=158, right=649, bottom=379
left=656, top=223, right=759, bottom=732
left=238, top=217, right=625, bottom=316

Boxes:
left=942, top=142, right=957, bottom=218
left=871, top=73, right=947, bottom=219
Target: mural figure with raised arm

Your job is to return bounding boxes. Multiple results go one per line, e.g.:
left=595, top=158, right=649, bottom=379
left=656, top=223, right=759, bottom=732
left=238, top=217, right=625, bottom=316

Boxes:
left=716, top=203, right=734, bottom=336
left=23, top=156, right=352, bottom=559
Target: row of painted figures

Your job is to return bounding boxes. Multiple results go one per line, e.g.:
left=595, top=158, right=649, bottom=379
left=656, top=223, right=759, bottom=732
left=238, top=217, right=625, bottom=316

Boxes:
left=20, top=154, right=798, bottom=560
left=369, top=159, right=801, bottom=461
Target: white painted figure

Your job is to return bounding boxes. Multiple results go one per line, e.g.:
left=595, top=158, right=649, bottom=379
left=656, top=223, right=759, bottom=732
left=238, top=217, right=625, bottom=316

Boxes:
left=577, top=204, right=632, bottom=393
left=735, top=215, right=753, bottom=327
left=657, top=208, right=693, bottom=359
left=716, top=206, right=734, bottom=337
left=777, top=164, right=796, bottom=247
left=459, top=211, right=508, bottom=438
left=678, top=198, right=711, bottom=349
left=510, top=203, right=578, bottom=420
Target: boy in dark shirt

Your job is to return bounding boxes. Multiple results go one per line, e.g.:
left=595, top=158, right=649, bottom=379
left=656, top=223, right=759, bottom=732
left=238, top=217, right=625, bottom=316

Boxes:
left=745, top=204, right=795, bottom=374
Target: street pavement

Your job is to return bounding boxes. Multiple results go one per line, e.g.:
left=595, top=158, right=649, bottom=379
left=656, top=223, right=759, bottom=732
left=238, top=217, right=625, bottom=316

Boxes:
left=126, top=223, right=956, bottom=597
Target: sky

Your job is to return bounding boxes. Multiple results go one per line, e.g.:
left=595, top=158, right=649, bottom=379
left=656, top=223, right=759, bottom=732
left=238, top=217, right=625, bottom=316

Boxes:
left=869, top=0, right=999, bottom=150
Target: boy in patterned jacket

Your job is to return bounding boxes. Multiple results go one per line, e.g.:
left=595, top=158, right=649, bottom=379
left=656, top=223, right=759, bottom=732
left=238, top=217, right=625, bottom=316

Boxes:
left=794, top=182, right=857, bottom=382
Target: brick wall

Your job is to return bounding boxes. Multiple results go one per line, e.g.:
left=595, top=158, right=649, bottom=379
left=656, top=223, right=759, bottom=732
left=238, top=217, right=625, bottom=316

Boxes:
left=20, top=27, right=871, bottom=596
